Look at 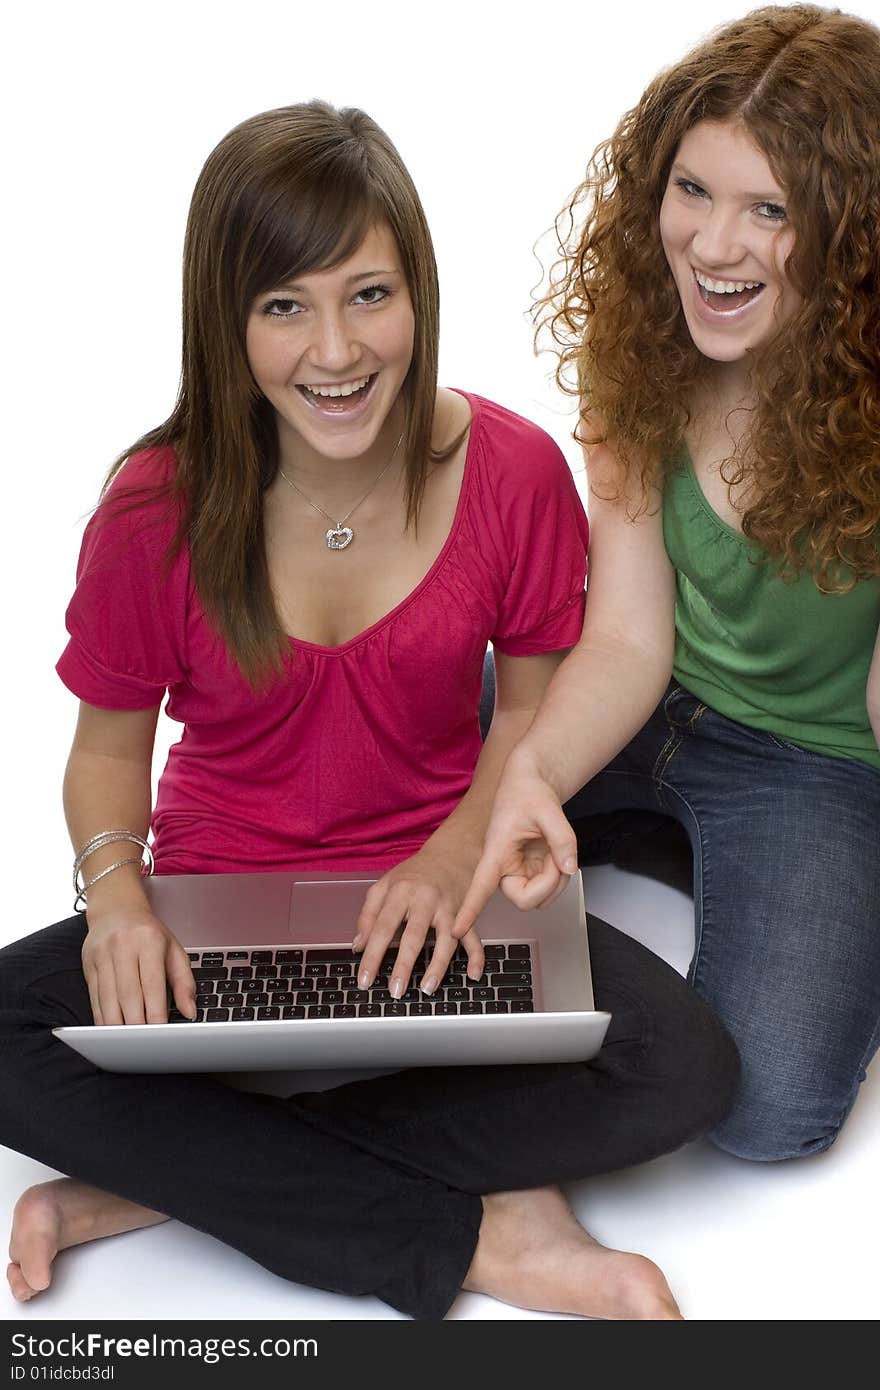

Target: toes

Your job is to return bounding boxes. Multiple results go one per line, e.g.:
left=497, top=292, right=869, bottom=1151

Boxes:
left=6, top=1261, right=38, bottom=1302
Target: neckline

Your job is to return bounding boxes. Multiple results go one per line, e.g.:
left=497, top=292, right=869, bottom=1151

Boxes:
left=285, top=388, right=478, bottom=656
left=678, top=439, right=759, bottom=551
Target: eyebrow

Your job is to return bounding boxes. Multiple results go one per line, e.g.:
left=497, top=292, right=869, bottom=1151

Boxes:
left=671, top=162, right=786, bottom=202
left=274, top=268, right=402, bottom=292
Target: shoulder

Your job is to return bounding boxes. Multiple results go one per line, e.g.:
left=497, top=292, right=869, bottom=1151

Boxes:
left=103, top=444, right=178, bottom=502
left=80, top=446, right=183, bottom=574
left=451, top=390, right=575, bottom=487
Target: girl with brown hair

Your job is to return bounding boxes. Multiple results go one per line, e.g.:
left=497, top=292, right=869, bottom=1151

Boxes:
left=0, top=101, right=736, bottom=1319
left=458, top=4, right=880, bottom=1163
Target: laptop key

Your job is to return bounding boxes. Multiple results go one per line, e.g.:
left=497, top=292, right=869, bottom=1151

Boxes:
left=446, top=987, right=469, bottom=1001
left=332, top=1005, right=357, bottom=1018
left=230, top=966, right=253, bottom=979
left=484, top=1001, right=509, bottom=1014
left=252, top=951, right=273, bottom=963
left=275, top=950, right=303, bottom=964
left=510, top=1001, right=535, bottom=1013
left=322, top=991, right=345, bottom=1005
left=197, top=993, right=219, bottom=1009
left=307, top=1006, right=331, bottom=1019
left=193, top=967, right=228, bottom=981
left=407, top=1002, right=434, bottom=1016
left=346, top=990, right=370, bottom=1004
left=242, top=980, right=265, bottom=994
left=281, top=1006, right=306, bottom=1019
left=490, top=972, right=532, bottom=988
left=383, top=1002, right=407, bottom=1017
left=257, top=1006, right=281, bottom=1020
left=205, top=1008, right=230, bottom=1021
left=271, top=991, right=296, bottom=1005
left=473, top=987, right=495, bottom=1001
left=459, top=1002, right=484, bottom=1014
left=498, top=987, right=533, bottom=1001
left=231, top=1007, right=256, bottom=1020
left=435, top=1002, right=458, bottom=1015
left=507, top=945, right=532, bottom=959
left=225, top=951, right=249, bottom=960
left=357, top=1004, right=383, bottom=1018
left=220, top=993, right=243, bottom=1008
left=296, top=991, right=320, bottom=1006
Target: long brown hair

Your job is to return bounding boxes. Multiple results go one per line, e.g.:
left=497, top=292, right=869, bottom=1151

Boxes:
left=538, top=4, right=880, bottom=589
left=107, top=101, right=450, bottom=684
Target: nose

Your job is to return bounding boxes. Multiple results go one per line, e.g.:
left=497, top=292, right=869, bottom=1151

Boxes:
left=692, top=207, right=746, bottom=268
left=307, top=309, right=361, bottom=374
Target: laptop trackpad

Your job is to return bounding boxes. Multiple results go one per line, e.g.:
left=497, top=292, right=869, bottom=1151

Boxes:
left=289, top=879, right=376, bottom=938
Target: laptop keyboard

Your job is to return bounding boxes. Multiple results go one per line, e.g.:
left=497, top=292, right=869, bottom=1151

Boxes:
left=169, top=943, right=536, bottom=1022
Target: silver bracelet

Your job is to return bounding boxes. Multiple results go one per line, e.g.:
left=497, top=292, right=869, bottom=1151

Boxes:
left=73, top=856, right=147, bottom=914
left=73, top=830, right=155, bottom=911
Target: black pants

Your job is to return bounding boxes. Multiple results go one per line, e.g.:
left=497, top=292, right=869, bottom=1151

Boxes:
left=0, top=914, right=738, bottom=1320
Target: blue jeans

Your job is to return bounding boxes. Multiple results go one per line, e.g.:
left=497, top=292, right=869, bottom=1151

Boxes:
left=480, top=660, right=880, bottom=1161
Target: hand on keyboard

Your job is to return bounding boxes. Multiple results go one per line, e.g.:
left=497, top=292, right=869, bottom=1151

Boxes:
left=82, top=904, right=197, bottom=1025
left=351, top=843, right=485, bottom=998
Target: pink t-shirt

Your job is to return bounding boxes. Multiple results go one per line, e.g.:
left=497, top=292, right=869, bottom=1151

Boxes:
left=57, top=392, right=588, bottom=874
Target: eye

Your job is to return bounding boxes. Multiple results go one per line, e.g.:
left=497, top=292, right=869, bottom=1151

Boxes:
left=261, top=297, right=301, bottom=318
left=755, top=201, right=787, bottom=223
left=352, top=283, right=391, bottom=306
left=674, top=177, right=708, bottom=199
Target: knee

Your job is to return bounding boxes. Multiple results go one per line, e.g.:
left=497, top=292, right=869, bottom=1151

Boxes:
left=664, top=999, right=742, bottom=1139
left=707, top=1087, right=850, bottom=1163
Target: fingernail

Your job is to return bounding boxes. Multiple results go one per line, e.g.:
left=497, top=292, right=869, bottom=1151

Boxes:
left=351, top=934, right=363, bottom=951
left=563, top=857, right=577, bottom=873
left=358, top=969, right=372, bottom=990
left=390, top=977, right=403, bottom=1000
left=421, top=976, right=437, bottom=996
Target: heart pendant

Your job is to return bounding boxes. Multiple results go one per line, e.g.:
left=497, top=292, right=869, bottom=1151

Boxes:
left=326, top=526, right=354, bottom=550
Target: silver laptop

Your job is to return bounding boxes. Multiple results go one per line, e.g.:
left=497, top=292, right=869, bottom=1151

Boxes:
left=53, top=869, right=610, bottom=1073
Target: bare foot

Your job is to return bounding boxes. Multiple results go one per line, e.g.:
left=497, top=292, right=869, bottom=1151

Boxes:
left=7, top=1179, right=168, bottom=1301
left=462, top=1186, right=683, bottom=1320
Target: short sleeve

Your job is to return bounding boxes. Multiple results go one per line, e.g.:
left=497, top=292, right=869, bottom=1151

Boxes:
left=55, top=450, right=189, bottom=709
left=478, top=407, right=588, bottom=656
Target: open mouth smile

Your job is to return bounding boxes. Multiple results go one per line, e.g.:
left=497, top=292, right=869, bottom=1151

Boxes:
left=692, top=268, right=765, bottom=315
left=296, top=373, right=378, bottom=414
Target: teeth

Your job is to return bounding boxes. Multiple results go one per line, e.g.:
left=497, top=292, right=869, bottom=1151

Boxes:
left=694, top=270, right=762, bottom=294
left=303, top=375, right=370, bottom=398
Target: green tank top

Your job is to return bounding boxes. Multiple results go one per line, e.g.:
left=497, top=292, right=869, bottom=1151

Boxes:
left=662, top=444, right=880, bottom=769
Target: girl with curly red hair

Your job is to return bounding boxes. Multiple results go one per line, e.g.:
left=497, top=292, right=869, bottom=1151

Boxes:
left=459, top=3, right=880, bottom=1162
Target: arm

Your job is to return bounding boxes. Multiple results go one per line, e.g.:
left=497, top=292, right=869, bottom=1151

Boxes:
left=353, top=648, right=569, bottom=995
left=454, top=441, right=676, bottom=930
left=66, top=701, right=196, bottom=1025
left=866, top=620, right=880, bottom=750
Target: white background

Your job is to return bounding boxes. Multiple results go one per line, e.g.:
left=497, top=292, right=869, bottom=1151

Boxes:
left=3, top=0, right=879, bottom=1322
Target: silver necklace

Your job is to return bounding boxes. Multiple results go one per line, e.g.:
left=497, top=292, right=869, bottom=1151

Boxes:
left=277, top=431, right=405, bottom=550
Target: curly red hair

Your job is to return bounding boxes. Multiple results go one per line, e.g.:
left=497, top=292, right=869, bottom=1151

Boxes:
left=539, top=4, right=880, bottom=589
